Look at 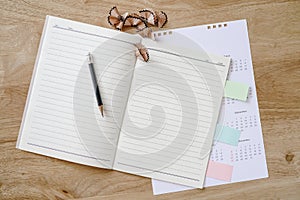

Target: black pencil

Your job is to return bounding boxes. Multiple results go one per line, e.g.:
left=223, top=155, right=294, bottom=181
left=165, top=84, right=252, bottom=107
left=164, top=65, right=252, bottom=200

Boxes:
left=88, top=53, right=104, bottom=117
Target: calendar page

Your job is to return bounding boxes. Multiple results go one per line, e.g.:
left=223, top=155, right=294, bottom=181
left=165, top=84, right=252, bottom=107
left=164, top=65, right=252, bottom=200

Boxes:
left=151, top=19, right=268, bottom=195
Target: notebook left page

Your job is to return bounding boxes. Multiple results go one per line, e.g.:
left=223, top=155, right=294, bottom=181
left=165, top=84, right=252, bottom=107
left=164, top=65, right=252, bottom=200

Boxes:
left=16, top=16, right=140, bottom=168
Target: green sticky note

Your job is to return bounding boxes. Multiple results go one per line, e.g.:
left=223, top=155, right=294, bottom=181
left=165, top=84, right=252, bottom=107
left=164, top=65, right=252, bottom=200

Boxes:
left=214, top=125, right=241, bottom=146
left=224, top=80, right=249, bottom=101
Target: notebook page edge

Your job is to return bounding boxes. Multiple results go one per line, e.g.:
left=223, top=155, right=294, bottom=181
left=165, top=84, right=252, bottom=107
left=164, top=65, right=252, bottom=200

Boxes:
left=16, top=15, right=50, bottom=148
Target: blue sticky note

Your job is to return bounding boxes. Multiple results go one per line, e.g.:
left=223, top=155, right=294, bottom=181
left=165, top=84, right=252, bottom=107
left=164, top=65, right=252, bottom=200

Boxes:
left=214, top=125, right=241, bottom=146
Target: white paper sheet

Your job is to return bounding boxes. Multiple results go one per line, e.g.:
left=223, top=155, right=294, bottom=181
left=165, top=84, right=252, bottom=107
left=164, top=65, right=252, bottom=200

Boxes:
left=151, top=19, right=268, bottom=195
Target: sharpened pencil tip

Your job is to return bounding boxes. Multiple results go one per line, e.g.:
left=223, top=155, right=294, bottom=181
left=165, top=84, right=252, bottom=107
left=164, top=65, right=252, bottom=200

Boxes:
left=99, top=105, right=104, bottom=117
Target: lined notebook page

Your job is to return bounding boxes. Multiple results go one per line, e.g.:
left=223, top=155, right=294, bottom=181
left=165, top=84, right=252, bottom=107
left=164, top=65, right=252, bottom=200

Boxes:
left=113, top=41, right=230, bottom=187
left=17, top=16, right=140, bottom=168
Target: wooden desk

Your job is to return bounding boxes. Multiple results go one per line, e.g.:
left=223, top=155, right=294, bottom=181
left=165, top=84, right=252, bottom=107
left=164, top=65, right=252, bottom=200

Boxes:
left=0, top=0, right=299, bottom=199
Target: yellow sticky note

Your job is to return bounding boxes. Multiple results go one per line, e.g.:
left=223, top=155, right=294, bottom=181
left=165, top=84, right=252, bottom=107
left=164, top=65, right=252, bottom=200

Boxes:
left=224, top=80, right=249, bottom=101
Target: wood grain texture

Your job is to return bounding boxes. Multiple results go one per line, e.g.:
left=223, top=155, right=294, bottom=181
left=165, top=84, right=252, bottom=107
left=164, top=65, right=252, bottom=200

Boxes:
left=0, top=0, right=299, bottom=199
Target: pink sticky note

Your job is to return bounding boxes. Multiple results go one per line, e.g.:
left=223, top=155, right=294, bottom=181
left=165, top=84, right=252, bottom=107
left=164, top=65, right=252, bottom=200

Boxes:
left=206, top=160, right=233, bottom=182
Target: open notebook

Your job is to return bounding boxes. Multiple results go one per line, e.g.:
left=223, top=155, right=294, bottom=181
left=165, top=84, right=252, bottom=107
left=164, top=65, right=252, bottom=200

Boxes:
left=16, top=16, right=231, bottom=188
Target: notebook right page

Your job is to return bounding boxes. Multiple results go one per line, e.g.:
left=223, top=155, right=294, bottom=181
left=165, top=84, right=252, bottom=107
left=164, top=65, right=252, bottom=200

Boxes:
left=113, top=39, right=230, bottom=188
left=151, top=20, right=268, bottom=195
